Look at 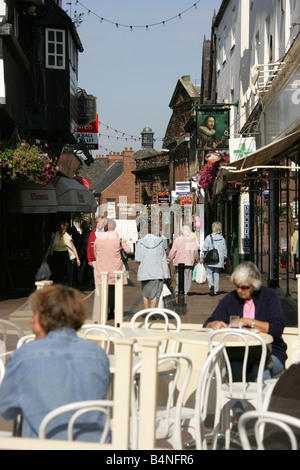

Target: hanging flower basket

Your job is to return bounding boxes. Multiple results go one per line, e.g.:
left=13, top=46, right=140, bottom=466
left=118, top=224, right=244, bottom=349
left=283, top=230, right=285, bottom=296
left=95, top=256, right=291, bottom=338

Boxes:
left=197, top=154, right=230, bottom=191
left=0, top=140, right=59, bottom=185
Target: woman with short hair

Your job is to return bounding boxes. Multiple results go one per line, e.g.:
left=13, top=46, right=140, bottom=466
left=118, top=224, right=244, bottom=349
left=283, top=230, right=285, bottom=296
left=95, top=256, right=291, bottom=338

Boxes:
left=200, top=221, right=227, bottom=296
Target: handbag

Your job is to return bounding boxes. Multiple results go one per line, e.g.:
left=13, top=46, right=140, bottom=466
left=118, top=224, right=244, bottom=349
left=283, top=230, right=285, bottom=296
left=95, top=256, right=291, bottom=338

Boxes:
left=204, top=235, right=219, bottom=264
left=120, top=239, right=128, bottom=263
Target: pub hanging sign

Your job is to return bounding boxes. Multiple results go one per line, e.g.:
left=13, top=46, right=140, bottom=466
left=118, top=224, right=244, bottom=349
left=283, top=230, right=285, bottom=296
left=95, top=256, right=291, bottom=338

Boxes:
left=77, top=89, right=97, bottom=127
left=196, top=109, right=229, bottom=153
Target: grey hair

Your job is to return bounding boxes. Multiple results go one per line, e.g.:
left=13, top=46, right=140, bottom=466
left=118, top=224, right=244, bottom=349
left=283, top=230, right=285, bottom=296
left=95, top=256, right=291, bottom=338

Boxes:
left=212, top=221, right=222, bottom=234
left=230, top=261, right=262, bottom=290
left=182, top=225, right=191, bottom=237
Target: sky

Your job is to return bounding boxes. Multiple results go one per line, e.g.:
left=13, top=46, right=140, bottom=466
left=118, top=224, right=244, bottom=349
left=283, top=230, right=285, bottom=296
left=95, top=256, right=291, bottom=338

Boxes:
left=63, top=0, right=223, bottom=156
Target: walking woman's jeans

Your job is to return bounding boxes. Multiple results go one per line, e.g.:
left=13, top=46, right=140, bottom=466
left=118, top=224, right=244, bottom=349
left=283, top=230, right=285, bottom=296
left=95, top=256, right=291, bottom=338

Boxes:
left=206, top=266, right=222, bottom=294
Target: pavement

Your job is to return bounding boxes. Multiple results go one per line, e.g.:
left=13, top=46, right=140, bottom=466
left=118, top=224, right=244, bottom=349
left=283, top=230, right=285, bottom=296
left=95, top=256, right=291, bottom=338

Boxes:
left=0, top=258, right=297, bottom=329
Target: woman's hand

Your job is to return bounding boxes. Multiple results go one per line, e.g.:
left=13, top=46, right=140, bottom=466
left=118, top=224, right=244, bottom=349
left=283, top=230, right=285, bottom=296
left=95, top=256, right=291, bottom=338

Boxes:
left=206, top=320, right=228, bottom=330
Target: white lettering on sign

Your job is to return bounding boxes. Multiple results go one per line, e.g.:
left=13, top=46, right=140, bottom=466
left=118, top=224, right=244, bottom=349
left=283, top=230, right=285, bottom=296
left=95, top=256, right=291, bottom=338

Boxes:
left=30, top=193, right=49, bottom=201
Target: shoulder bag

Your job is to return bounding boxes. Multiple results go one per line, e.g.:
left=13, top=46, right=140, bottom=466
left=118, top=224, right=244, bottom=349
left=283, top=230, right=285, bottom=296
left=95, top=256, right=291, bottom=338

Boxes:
left=204, top=235, right=219, bottom=264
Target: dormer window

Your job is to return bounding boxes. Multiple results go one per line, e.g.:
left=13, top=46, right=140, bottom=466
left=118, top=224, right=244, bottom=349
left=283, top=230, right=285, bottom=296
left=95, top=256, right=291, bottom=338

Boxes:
left=46, top=28, right=65, bottom=69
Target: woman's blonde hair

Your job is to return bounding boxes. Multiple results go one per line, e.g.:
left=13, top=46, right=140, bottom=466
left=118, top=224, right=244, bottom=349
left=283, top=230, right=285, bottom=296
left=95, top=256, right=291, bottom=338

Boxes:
left=230, top=261, right=262, bottom=290
left=212, top=221, right=222, bottom=234
left=28, top=284, right=87, bottom=333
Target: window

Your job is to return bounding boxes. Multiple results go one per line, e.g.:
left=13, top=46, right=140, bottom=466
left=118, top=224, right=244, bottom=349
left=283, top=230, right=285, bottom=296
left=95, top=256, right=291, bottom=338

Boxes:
left=46, top=28, right=65, bottom=69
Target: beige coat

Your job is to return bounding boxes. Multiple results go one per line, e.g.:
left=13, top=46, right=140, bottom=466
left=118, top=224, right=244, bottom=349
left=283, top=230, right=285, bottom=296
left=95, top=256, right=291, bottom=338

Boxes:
left=94, top=232, right=131, bottom=285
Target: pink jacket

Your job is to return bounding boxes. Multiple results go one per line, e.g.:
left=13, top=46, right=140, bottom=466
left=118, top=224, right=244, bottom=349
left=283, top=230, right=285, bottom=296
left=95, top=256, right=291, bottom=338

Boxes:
left=167, top=236, right=199, bottom=267
left=94, top=232, right=131, bottom=285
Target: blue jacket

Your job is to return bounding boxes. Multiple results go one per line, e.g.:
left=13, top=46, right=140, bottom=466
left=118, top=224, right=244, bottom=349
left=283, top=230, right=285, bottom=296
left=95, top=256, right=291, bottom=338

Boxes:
left=201, top=232, right=227, bottom=268
left=0, top=328, right=110, bottom=441
left=135, top=234, right=170, bottom=281
left=203, top=286, right=287, bottom=366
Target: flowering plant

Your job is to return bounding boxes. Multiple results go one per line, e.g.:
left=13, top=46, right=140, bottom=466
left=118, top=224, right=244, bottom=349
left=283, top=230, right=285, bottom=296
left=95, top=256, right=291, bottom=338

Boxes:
left=197, top=154, right=230, bottom=190
left=0, top=140, right=59, bottom=185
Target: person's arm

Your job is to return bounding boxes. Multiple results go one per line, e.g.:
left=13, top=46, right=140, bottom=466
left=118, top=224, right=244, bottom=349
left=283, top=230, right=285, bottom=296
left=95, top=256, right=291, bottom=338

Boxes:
left=70, top=240, right=80, bottom=266
left=43, top=234, right=54, bottom=262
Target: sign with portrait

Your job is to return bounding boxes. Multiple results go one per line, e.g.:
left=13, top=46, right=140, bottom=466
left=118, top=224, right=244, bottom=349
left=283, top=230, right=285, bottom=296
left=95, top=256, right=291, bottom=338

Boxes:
left=196, top=109, right=229, bottom=153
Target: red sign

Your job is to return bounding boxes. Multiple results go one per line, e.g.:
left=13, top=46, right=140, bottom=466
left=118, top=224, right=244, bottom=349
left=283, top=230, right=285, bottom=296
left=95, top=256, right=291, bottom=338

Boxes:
left=74, top=176, right=91, bottom=190
left=180, top=195, right=193, bottom=206
left=77, top=117, right=99, bottom=134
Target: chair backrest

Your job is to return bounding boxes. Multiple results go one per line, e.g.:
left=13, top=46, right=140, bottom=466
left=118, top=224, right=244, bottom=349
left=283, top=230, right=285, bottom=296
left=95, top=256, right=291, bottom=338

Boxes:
left=130, top=308, right=181, bottom=332
left=80, top=324, right=125, bottom=353
left=16, top=335, right=36, bottom=349
left=130, top=352, right=192, bottom=450
left=208, top=328, right=267, bottom=402
left=0, top=320, right=25, bottom=344
left=193, top=342, right=226, bottom=450
left=238, top=410, right=300, bottom=450
left=38, top=400, right=114, bottom=444
left=130, top=308, right=181, bottom=353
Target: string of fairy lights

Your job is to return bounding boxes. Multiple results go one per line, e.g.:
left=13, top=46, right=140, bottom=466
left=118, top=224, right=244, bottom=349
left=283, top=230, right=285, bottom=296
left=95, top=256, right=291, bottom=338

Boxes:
left=73, top=0, right=201, bottom=30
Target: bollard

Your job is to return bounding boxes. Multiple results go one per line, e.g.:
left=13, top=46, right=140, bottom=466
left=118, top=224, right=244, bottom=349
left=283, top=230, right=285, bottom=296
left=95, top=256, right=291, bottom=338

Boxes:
left=176, top=263, right=187, bottom=315
left=92, top=283, right=101, bottom=324
left=35, top=280, right=53, bottom=290
left=114, top=271, right=124, bottom=328
left=100, top=272, right=109, bottom=324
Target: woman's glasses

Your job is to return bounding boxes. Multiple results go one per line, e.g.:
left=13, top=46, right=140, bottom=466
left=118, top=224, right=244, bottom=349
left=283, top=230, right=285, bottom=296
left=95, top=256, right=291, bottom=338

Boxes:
left=234, top=282, right=252, bottom=290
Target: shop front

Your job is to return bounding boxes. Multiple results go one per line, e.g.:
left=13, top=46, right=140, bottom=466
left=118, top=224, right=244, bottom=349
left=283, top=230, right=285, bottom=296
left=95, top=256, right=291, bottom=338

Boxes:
left=3, top=176, right=96, bottom=290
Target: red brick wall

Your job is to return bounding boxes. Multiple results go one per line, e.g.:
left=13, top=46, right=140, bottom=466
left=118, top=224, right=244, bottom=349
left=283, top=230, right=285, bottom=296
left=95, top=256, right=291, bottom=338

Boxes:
left=100, top=148, right=137, bottom=219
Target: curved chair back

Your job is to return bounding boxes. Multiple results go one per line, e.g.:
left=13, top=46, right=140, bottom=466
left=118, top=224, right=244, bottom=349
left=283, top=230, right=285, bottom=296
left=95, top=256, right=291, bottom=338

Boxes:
left=17, top=335, right=36, bottom=349
left=38, top=400, right=114, bottom=444
left=238, top=410, right=300, bottom=450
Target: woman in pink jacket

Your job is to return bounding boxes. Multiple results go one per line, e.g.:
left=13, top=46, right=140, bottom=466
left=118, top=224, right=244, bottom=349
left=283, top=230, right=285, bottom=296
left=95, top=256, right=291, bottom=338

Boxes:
left=94, top=219, right=131, bottom=320
left=167, top=225, right=199, bottom=296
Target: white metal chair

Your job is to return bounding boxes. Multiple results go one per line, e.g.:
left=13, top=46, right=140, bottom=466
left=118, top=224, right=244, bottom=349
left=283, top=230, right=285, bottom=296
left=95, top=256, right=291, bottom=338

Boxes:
left=130, top=308, right=181, bottom=353
left=208, top=328, right=268, bottom=449
left=38, top=400, right=113, bottom=443
left=0, top=320, right=24, bottom=346
left=80, top=324, right=125, bottom=353
left=170, top=341, right=227, bottom=450
left=130, top=353, right=192, bottom=450
left=238, top=410, right=300, bottom=450
left=16, top=335, right=36, bottom=349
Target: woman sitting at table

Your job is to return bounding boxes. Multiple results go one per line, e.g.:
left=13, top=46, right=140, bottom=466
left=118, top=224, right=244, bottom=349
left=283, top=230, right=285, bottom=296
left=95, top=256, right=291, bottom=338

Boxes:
left=203, top=261, right=287, bottom=381
left=0, top=284, right=110, bottom=442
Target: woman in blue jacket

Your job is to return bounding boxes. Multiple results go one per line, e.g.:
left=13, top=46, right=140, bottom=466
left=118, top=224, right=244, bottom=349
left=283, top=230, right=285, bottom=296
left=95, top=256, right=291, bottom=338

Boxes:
left=200, top=221, right=227, bottom=296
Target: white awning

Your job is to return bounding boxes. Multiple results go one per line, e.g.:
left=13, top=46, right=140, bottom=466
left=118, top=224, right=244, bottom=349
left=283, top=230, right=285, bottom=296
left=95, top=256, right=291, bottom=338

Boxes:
left=53, top=176, right=97, bottom=213
left=8, top=181, right=57, bottom=214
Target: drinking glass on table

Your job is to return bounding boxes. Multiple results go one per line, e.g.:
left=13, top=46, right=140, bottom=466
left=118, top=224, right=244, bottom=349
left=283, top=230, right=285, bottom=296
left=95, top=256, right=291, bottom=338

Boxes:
left=229, top=316, right=241, bottom=328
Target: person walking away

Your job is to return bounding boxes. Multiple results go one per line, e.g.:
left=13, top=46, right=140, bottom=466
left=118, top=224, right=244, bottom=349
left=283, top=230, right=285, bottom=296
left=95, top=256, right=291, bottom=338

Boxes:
left=94, top=219, right=130, bottom=320
left=200, top=221, right=227, bottom=296
left=135, top=227, right=170, bottom=309
left=167, top=225, right=199, bottom=296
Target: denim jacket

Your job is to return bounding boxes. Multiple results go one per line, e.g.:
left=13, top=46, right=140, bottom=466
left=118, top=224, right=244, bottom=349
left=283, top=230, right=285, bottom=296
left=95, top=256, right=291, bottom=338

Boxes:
left=0, top=328, right=110, bottom=441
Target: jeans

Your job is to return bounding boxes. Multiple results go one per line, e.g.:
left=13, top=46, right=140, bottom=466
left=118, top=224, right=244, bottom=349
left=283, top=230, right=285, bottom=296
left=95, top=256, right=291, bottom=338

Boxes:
left=231, top=354, right=285, bottom=415
left=206, top=266, right=222, bottom=294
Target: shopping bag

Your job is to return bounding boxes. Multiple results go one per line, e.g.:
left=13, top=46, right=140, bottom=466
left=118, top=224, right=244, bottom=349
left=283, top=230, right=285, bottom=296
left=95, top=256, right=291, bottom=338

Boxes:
left=35, top=262, right=51, bottom=281
left=158, top=283, right=176, bottom=310
left=193, top=263, right=207, bottom=284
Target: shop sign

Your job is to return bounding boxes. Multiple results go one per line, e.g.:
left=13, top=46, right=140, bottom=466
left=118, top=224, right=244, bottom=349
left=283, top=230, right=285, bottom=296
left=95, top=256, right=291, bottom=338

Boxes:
left=157, top=192, right=170, bottom=204
left=176, top=182, right=190, bottom=195
left=180, top=194, right=193, bottom=206
left=77, top=115, right=99, bottom=150
left=229, top=137, right=256, bottom=163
